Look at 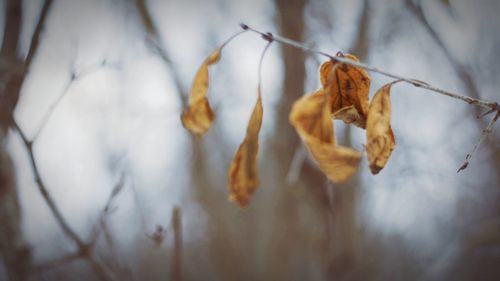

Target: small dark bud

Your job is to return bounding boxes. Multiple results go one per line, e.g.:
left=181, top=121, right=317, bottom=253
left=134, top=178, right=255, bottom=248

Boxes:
left=240, top=23, right=249, bottom=30
left=262, top=32, right=273, bottom=42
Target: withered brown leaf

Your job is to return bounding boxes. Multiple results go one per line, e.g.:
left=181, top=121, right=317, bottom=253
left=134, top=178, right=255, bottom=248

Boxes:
left=332, top=105, right=365, bottom=128
left=289, top=89, right=361, bottom=183
left=227, top=91, right=263, bottom=207
left=181, top=48, right=221, bottom=136
left=320, top=54, right=370, bottom=129
left=366, top=83, right=397, bottom=174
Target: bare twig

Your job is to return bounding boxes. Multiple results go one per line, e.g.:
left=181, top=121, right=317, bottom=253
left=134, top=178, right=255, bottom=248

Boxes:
left=15, top=121, right=115, bottom=281
left=91, top=178, right=136, bottom=281
left=24, top=0, right=53, bottom=66
left=134, top=0, right=188, bottom=105
left=14, top=121, right=85, bottom=247
left=405, top=0, right=500, bottom=173
left=32, top=59, right=120, bottom=140
left=170, top=206, right=182, bottom=281
left=457, top=111, right=500, bottom=172
left=89, top=173, right=126, bottom=245
left=28, top=168, right=127, bottom=281
left=136, top=0, right=246, bottom=107
left=241, top=24, right=499, bottom=112
left=241, top=23, right=499, bottom=172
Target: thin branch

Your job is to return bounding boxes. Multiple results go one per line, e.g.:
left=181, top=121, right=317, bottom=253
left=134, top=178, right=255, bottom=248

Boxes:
left=13, top=121, right=85, bottom=247
left=241, top=23, right=499, bottom=172
left=134, top=0, right=188, bottom=105
left=84, top=174, right=129, bottom=281
left=457, top=111, right=500, bottom=172
left=14, top=121, right=115, bottom=281
left=170, top=206, right=182, bottom=281
left=91, top=174, right=136, bottom=281
left=89, top=173, right=126, bottom=245
left=241, top=24, right=499, bottom=111
left=25, top=0, right=54, bottom=67
left=32, top=59, right=120, bottom=140
left=405, top=0, right=500, bottom=173
left=135, top=0, right=246, bottom=107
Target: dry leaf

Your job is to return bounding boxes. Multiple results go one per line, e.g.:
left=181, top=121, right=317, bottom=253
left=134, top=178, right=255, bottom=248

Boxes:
left=181, top=48, right=221, bottom=136
left=366, top=83, right=396, bottom=174
left=320, top=54, right=370, bottom=129
left=289, top=89, right=361, bottom=183
left=332, top=105, right=366, bottom=128
left=228, top=91, right=263, bottom=207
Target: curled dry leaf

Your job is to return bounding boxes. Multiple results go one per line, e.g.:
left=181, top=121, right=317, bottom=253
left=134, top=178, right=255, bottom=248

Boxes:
left=320, top=54, right=370, bottom=129
left=366, top=83, right=397, bottom=174
left=332, top=105, right=365, bottom=128
left=289, top=89, right=361, bottom=183
left=181, top=48, right=221, bottom=136
left=228, top=91, right=263, bottom=207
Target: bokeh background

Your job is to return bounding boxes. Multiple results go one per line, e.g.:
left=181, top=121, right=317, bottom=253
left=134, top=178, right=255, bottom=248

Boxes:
left=1, top=0, right=500, bottom=280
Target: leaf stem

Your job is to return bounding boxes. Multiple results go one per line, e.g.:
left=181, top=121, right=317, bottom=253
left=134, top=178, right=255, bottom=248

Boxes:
left=258, top=41, right=273, bottom=90
left=220, top=29, right=248, bottom=49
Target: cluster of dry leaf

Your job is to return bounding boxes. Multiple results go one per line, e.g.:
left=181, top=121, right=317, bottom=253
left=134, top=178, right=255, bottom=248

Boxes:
left=181, top=47, right=399, bottom=207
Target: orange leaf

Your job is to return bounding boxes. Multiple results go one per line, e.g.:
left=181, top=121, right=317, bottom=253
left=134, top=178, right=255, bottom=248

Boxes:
left=366, top=83, right=396, bottom=174
left=228, top=91, right=263, bottom=207
left=181, top=48, right=221, bottom=136
left=320, top=54, right=370, bottom=129
left=289, top=89, right=361, bottom=183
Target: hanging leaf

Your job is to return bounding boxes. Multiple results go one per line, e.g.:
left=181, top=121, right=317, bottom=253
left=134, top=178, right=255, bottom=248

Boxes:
left=289, top=89, right=361, bottom=183
left=332, top=105, right=366, bottom=128
left=181, top=48, right=221, bottom=136
left=320, top=54, right=370, bottom=129
left=366, top=83, right=397, bottom=174
left=228, top=91, right=263, bottom=207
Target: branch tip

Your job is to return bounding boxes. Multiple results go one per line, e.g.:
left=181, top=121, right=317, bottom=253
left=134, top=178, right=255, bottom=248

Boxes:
left=239, top=23, right=249, bottom=30
left=457, top=162, right=468, bottom=173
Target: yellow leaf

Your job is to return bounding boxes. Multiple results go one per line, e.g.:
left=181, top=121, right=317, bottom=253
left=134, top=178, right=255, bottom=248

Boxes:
left=366, top=83, right=396, bottom=174
left=320, top=54, right=370, bottom=129
left=228, top=91, right=263, bottom=207
left=181, top=48, right=221, bottom=136
left=289, top=89, right=361, bottom=183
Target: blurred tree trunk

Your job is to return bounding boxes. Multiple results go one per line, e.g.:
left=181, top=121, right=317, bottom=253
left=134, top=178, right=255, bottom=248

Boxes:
left=0, top=1, right=31, bottom=280
left=1, top=1, right=53, bottom=279
left=134, top=2, right=253, bottom=279
left=324, top=1, right=370, bottom=279
left=0, top=133, right=30, bottom=281
left=324, top=131, right=362, bottom=280
left=264, top=0, right=334, bottom=280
